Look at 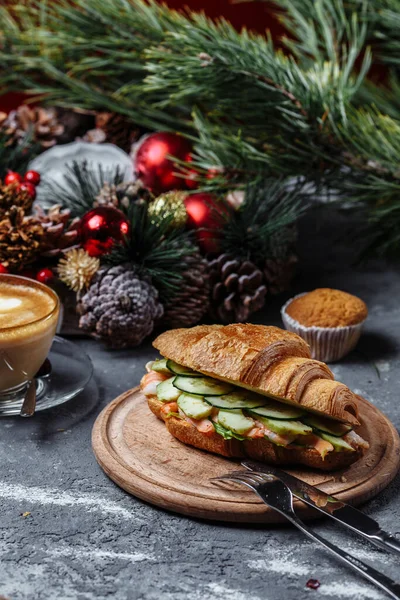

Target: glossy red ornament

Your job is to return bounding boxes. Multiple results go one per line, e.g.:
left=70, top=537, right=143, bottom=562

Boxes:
left=184, top=193, right=231, bottom=254
left=24, top=170, right=41, bottom=186
left=4, top=171, right=23, bottom=186
left=134, top=132, right=192, bottom=195
left=0, top=264, right=9, bottom=274
left=19, top=182, right=37, bottom=199
left=79, top=206, right=130, bottom=257
left=36, top=267, right=54, bottom=284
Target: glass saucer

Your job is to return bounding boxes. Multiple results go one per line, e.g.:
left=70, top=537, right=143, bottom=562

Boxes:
left=0, top=336, right=93, bottom=416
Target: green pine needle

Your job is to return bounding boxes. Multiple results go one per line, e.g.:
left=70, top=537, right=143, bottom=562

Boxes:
left=220, top=178, right=307, bottom=263
left=105, top=200, right=197, bottom=303
left=0, top=130, right=40, bottom=180
left=40, top=160, right=126, bottom=218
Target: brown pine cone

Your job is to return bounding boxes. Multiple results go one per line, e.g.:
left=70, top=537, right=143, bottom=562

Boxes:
left=263, top=254, right=298, bottom=295
left=208, top=253, right=267, bottom=323
left=163, top=252, right=210, bottom=328
left=33, top=204, right=80, bottom=256
left=0, top=207, right=44, bottom=270
left=2, top=106, right=64, bottom=149
left=0, top=182, right=33, bottom=218
left=83, top=112, right=141, bottom=153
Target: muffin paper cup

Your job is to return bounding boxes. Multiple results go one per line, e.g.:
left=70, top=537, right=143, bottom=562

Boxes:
left=281, top=294, right=366, bottom=363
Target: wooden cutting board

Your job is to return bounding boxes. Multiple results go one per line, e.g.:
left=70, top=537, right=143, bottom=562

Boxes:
left=92, top=387, right=400, bottom=522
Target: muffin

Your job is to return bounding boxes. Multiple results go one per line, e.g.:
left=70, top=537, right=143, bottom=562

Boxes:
left=281, top=288, right=368, bottom=362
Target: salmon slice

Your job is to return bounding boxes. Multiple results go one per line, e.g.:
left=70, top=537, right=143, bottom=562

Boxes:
left=300, top=434, right=334, bottom=458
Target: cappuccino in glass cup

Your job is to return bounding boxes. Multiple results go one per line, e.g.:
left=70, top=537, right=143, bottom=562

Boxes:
left=0, top=274, right=60, bottom=399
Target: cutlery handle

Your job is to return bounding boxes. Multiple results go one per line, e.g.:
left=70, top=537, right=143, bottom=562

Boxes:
left=286, top=513, right=400, bottom=600
left=371, top=531, right=400, bottom=557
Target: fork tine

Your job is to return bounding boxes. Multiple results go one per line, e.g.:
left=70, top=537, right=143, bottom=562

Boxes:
left=221, top=471, right=274, bottom=485
left=213, top=475, right=258, bottom=490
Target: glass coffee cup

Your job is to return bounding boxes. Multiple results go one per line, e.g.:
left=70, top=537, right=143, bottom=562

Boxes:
left=0, top=274, right=60, bottom=401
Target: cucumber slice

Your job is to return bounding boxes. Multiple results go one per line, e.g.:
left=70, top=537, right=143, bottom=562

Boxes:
left=205, top=391, right=267, bottom=410
left=250, top=400, right=305, bottom=420
left=177, top=393, right=213, bottom=420
left=151, top=358, right=172, bottom=374
left=217, top=409, right=255, bottom=435
left=303, top=415, right=353, bottom=437
left=251, top=415, right=312, bottom=436
left=173, top=375, right=234, bottom=396
left=320, top=432, right=355, bottom=452
left=166, top=360, right=202, bottom=377
left=156, top=378, right=180, bottom=402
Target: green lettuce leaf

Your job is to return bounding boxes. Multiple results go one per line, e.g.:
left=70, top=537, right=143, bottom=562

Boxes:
left=213, top=421, right=246, bottom=441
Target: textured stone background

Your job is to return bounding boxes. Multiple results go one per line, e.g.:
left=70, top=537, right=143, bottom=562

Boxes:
left=1, top=208, right=399, bottom=600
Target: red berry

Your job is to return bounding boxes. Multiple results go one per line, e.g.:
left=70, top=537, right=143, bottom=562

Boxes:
left=0, top=264, right=9, bottom=274
left=20, top=182, right=37, bottom=200
left=36, top=268, right=54, bottom=284
left=24, top=170, right=41, bottom=186
left=306, top=579, right=321, bottom=590
left=4, top=171, right=23, bottom=186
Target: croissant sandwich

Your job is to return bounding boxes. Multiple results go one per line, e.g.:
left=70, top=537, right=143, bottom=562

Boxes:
left=141, top=324, right=369, bottom=471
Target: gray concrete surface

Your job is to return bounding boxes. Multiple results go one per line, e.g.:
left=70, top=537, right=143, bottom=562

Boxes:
left=1, top=209, right=400, bottom=600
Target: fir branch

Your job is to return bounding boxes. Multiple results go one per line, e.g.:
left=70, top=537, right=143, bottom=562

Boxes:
left=0, top=130, right=40, bottom=180
left=105, top=200, right=197, bottom=302
left=40, top=160, right=126, bottom=218
left=220, top=178, right=307, bottom=263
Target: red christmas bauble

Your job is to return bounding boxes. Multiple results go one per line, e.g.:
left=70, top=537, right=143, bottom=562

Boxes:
left=19, top=182, right=37, bottom=199
left=4, top=171, right=23, bottom=186
left=135, top=132, right=192, bottom=195
left=79, top=206, right=130, bottom=257
left=24, top=170, right=41, bottom=186
left=36, top=267, right=54, bottom=284
left=0, top=264, right=9, bottom=274
left=184, top=193, right=231, bottom=253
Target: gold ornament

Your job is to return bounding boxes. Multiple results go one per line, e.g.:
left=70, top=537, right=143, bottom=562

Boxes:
left=148, top=191, right=187, bottom=228
left=58, top=248, right=100, bottom=292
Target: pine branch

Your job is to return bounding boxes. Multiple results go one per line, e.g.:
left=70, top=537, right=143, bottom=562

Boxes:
left=0, top=130, right=40, bottom=180
left=40, top=160, right=126, bottom=218
left=220, top=178, right=307, bottom=263
left=105, top=200, right=197, bottom=302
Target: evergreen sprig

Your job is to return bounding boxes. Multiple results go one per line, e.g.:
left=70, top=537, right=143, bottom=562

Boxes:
left=3, top=0, right=400, bottom=255
left=105, top=200, right=197, bottom=302
left=40, top=160, right=126, bottom=218
left=220, top=179, right=306, bottom=263
left=0, top=130, right=40, bottom=180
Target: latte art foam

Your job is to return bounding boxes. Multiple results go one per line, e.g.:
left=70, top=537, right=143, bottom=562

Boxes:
left=0, top=281, right=56, bottom=329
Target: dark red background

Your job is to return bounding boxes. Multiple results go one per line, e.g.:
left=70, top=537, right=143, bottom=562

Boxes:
left=0, top=0, right=282, bottom=112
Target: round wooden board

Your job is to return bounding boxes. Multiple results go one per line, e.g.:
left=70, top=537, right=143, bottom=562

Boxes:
left=92, top=387, right=400, bottom=523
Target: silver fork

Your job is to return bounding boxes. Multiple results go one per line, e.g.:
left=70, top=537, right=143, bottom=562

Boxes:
left=211, top=471, right=400, bottom=600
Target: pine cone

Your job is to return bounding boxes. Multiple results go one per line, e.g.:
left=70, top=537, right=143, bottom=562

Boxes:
left=0, top=207, right=44, bottom=270
left=83, top=112, right=141, bottom=153
left=93, top=180, right=152, bottom=210
left=0, top=182, right=33, bottom=218
left=163, top=252, right=210, bottom=327
left=77, top=264, right=164, bottom=348
left=1, top=106, right=64, bottom=149
left=33, top=204, right=80, bottom=256
left=263, top=254, right=298, bottom=295
left=55, top=108, right=96, bottom=144
left=208, top=253, right=267, bottom=323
